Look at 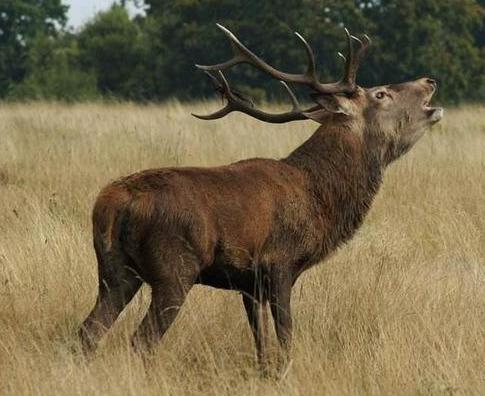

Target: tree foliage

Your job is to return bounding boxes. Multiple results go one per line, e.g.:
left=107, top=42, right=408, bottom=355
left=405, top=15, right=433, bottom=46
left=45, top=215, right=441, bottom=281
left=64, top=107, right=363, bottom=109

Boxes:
left=0, top=0, right=67, bottom=96
left=77, top=5, right=148, bottom=99
left=0, top=0, right=484, bottom=103
left=8, top=34, right=98, bottom=101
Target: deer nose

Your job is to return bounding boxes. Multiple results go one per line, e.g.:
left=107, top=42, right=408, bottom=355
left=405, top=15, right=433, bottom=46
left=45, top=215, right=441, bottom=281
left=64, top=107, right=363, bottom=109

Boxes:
left=424, top=78, right=437, bottom=89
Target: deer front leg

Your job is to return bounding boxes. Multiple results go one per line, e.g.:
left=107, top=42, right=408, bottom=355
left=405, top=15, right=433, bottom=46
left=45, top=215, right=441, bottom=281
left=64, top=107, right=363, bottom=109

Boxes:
left=242, top=293, right=269, bottom=371
left=268, top=268, right=293, bottom=371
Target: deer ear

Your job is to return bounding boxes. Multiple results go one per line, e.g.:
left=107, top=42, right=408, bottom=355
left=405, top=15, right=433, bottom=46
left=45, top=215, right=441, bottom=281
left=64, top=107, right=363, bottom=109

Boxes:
left=313, top=94, right=351, bottom=115
left=303, top=94, right=351, bottom=123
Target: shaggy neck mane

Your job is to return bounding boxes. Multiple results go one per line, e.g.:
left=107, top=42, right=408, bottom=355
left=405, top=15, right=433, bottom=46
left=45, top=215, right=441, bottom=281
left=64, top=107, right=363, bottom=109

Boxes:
left=283, top=122, right=384, bottom=260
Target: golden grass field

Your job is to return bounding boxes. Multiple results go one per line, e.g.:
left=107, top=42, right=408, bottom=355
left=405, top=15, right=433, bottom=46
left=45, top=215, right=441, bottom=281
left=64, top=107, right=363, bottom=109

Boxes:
left=0, top=102, right=484, bottom=395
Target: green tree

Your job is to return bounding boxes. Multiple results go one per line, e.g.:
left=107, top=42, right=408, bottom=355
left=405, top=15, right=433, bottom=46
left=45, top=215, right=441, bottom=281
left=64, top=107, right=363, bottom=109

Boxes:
left=0, top=0, right=67, bottom=97
left=361, top=0, right=484, bottom=102
left=8, top=34, right=98, bottom=101
left=77, top=5, right=148, bottom=99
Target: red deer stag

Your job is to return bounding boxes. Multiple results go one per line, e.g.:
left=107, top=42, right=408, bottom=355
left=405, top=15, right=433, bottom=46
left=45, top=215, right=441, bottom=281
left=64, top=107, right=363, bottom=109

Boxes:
left=79, top=25, right=443, bottom=367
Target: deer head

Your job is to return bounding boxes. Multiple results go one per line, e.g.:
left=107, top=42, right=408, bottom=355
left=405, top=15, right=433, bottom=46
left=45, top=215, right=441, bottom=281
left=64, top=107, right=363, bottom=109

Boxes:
left=193, top=24, right=443, bottom=165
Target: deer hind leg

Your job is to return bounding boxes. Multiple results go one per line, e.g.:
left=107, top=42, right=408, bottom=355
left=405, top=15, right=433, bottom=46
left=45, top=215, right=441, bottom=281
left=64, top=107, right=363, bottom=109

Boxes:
left=131, top=242, right=199, bottom=353
left=79, top=247, right=142, bottom=356
left=131, top=280, right=192, bottom=353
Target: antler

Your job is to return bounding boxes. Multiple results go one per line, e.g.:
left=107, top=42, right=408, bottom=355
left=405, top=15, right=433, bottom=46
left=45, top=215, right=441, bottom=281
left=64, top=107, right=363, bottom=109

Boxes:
left=193, top=25, right=371, bottom=123
left=196, top=24, right=371, bottom=95
left=192, top=71, right=318, bottom=123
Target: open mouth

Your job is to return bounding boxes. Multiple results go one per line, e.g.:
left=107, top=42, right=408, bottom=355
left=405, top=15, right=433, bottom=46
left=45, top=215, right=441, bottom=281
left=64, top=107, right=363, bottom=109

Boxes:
left=422, top=94, right=443, bottom=123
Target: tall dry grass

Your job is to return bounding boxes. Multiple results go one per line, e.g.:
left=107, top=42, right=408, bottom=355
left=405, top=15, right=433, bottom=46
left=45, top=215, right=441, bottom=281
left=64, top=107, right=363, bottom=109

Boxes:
left=0, top=102, right=484, bottom=395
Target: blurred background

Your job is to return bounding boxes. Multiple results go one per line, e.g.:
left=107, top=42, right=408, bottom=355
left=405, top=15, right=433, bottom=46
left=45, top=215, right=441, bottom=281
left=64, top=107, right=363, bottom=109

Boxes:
left=0, top=0, right=484, bottom=104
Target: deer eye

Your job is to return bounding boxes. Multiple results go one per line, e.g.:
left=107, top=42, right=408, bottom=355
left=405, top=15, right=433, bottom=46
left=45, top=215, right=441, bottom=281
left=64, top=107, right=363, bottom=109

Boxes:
left=375, top=91, right=386, bottom=100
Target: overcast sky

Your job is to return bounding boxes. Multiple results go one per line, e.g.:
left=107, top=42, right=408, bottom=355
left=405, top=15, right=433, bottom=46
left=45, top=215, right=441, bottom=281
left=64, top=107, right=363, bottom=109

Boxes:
left=63, top=0, right=143, bottom=29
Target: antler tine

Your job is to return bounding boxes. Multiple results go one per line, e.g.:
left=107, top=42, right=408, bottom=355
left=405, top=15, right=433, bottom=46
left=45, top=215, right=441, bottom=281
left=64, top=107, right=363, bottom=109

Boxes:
left=192, top=71, right=311, bottom=123
left=360, top=34, right=372, bottom=59
left=341, top=28, right=371, bottom=90
left=196, top=23, right=282, bottom=73
left=279, top=81, right=301, bottom=112
left=192, top=106, right=232, bottom=121
left=216, top=70, right=232, bottom=95
left=203, top=70, right=225, bottom=99
left=192, top=71, right=233, bottom=120
left=196, top=24, right=327, bottom=91
left=342, top=28, right=356, bottom=89
left=351, top=34, right=363, bottom=46
left=195, top=24, right=246, bottom=71
left=294, top=32, right=317, bottom=80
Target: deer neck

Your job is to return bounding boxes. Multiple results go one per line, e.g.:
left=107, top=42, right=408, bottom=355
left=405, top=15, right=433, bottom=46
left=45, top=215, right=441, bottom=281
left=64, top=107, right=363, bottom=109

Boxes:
left=283, top=124, right=384, bottom=251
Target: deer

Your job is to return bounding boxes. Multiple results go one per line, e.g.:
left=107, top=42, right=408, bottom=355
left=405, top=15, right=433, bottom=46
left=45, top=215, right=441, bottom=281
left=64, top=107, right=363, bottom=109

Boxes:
left=78, top=24, right=443, bottom=370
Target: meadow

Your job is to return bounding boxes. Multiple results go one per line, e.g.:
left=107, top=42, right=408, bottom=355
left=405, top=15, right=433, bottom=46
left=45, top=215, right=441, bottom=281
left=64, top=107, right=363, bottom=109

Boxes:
left=0, top=102, right=484, bottom=395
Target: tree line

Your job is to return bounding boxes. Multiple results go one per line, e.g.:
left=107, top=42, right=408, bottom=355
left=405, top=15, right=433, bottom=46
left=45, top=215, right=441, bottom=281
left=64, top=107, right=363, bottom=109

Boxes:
left=1, top=0, right=484, bottom=103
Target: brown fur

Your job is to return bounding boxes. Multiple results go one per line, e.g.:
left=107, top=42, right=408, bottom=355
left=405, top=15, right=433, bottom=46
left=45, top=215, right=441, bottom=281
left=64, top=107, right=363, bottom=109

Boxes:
left=79, top=78, right=442, bottom=369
